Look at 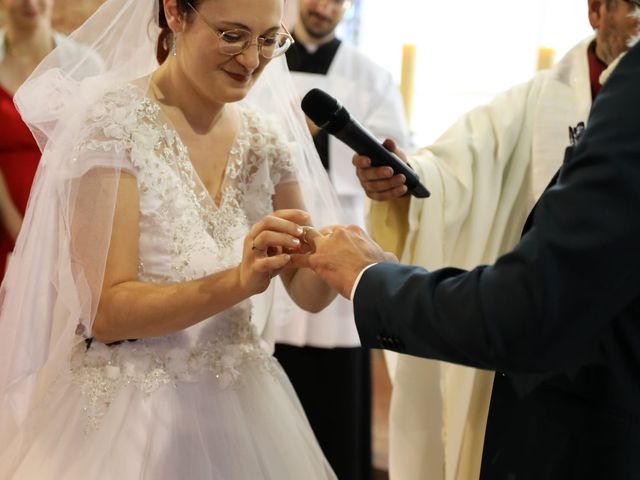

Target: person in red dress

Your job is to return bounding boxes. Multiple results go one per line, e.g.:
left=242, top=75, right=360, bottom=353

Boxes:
left=0, top=0, right=56, bottom=279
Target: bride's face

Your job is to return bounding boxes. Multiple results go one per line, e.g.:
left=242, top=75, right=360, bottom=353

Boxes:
left=2, top=0, right=54, bottom=30
left=176, top=0, right=284, bottom=104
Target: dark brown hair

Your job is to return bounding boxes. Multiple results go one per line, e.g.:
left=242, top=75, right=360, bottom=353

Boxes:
left=156, top=0, right=202, bottom=64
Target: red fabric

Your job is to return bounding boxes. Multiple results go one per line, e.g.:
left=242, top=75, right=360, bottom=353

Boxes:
left=588, top=42, right=608, bottom=101
left=0, top=85, right=41, bottom=279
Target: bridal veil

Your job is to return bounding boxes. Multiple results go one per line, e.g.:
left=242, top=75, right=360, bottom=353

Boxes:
left=0, top=0, right=341, bottom=459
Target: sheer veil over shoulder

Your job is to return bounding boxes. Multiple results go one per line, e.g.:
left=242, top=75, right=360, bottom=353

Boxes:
left=0, top=0, right=341, bottom=477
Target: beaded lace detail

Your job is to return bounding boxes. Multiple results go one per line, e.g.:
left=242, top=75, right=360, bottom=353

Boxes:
left=78, top=84, right=296, bottom=282
left=71, top=305, right=278, bottom=430
left=70, top=84, right=295, bottom=428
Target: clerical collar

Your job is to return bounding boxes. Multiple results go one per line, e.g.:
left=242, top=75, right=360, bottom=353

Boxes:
left=302, top=43, right=321, bottom=55
left=587, top=41, right=608, bottom=101
left=285, top=32, right=342, bottom=75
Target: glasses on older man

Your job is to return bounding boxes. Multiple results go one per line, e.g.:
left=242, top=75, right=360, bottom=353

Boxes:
left=186, top=2, right=295, bottom=59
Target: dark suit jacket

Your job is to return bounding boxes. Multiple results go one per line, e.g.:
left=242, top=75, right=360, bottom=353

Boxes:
left=354, top=42, right=640, bottom=479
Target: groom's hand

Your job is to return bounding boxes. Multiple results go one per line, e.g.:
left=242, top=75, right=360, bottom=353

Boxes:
left=286, top=226, right=330, bottom=269
left=298, top=225, right=398, bottom=298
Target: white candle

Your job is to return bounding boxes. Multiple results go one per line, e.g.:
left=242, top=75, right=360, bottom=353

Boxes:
left=537, top=46, right=555, bottom=71
left=401, top=43, right=417, bottom=125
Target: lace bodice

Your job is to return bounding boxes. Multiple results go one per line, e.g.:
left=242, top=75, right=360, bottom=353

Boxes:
left=70, top=84, right=297, bottom=426
left=82, top=84, right=296, bottom=283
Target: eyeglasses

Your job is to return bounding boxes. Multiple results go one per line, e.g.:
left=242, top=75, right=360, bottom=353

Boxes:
left=186, top=2, right=295, bottom=59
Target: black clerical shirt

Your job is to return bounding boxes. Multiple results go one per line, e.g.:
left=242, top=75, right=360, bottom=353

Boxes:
left=285, top=34, right=342, bottom=171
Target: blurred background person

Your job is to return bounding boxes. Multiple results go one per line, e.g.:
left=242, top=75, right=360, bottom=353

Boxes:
left=272, top=0, right=408, bottom=478
left=0, top=0, right=56, bottom=279
left=0, top=0, right=99, bottom=281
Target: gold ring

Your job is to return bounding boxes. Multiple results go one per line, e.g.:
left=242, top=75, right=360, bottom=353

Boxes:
left=301, top=226, right=315, bottom=245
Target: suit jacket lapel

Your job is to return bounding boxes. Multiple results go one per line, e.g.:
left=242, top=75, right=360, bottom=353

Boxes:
left=521, top=144, right=575, bottom=235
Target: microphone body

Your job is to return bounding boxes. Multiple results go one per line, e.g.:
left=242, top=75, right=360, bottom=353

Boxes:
left=301, top=89, right=430, bottom=198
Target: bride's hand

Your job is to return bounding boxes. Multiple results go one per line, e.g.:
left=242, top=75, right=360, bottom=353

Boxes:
left=238, top=209, right=310, bottom=295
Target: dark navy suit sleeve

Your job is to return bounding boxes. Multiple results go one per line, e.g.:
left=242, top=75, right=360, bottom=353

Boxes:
left=354, top=42, right=640, bottom=375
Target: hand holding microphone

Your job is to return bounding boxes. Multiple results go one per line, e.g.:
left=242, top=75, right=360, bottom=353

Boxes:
left=301, top=88, right=430, bottom=199
left=352, top=138, right=416, bottom=201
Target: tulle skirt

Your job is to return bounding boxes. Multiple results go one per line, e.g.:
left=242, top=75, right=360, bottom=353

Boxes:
left=0, top=356, right=336, bottom=479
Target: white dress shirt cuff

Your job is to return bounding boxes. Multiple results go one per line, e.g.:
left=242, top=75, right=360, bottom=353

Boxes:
left=350, top=263, right=378, bottom=301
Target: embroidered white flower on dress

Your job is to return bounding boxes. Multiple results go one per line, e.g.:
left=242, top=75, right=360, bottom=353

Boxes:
left=165, top=347, right=191, bottom=380
left=244, top=161, right=274, bottom=222
left=120, top=346, right=154, bottom=376
left=90, top=103, right=108, bottom=122
left=104, top=364, right=121, bottom=380
left=84, top=341, right=112, bottom=366
left=134, top=123, right=162, bottom=151
left=221, top=345, right=242, bottom=369
left=103, top=123, right=127, bottom=140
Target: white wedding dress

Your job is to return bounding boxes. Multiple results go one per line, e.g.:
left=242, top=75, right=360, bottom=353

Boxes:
left=2, top=84, right=336, bottom=479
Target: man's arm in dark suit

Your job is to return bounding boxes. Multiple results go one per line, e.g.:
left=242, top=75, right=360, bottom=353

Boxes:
left=354, top=42, right=640, bottom=375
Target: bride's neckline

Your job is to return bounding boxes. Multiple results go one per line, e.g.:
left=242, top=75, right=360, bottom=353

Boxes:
left=130, top=80, right=245, bottom=211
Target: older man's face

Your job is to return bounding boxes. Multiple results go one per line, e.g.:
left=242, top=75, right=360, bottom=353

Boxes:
left=594, top=0, right=640, bottom=64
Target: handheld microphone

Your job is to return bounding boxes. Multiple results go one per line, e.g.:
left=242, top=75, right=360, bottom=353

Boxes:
left=301, top=88, right=430, bottom=198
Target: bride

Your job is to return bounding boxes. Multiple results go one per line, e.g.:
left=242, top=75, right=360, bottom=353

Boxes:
left=0, top=0, right=342, bottom=478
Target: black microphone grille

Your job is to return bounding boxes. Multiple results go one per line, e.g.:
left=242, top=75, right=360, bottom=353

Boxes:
left=301, top=88, right=348, bottom=131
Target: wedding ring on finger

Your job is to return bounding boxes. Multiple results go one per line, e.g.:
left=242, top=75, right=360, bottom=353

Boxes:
left=251, top=241, right=266, bottom=253
left=301, top=226, right=316, bottom=245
